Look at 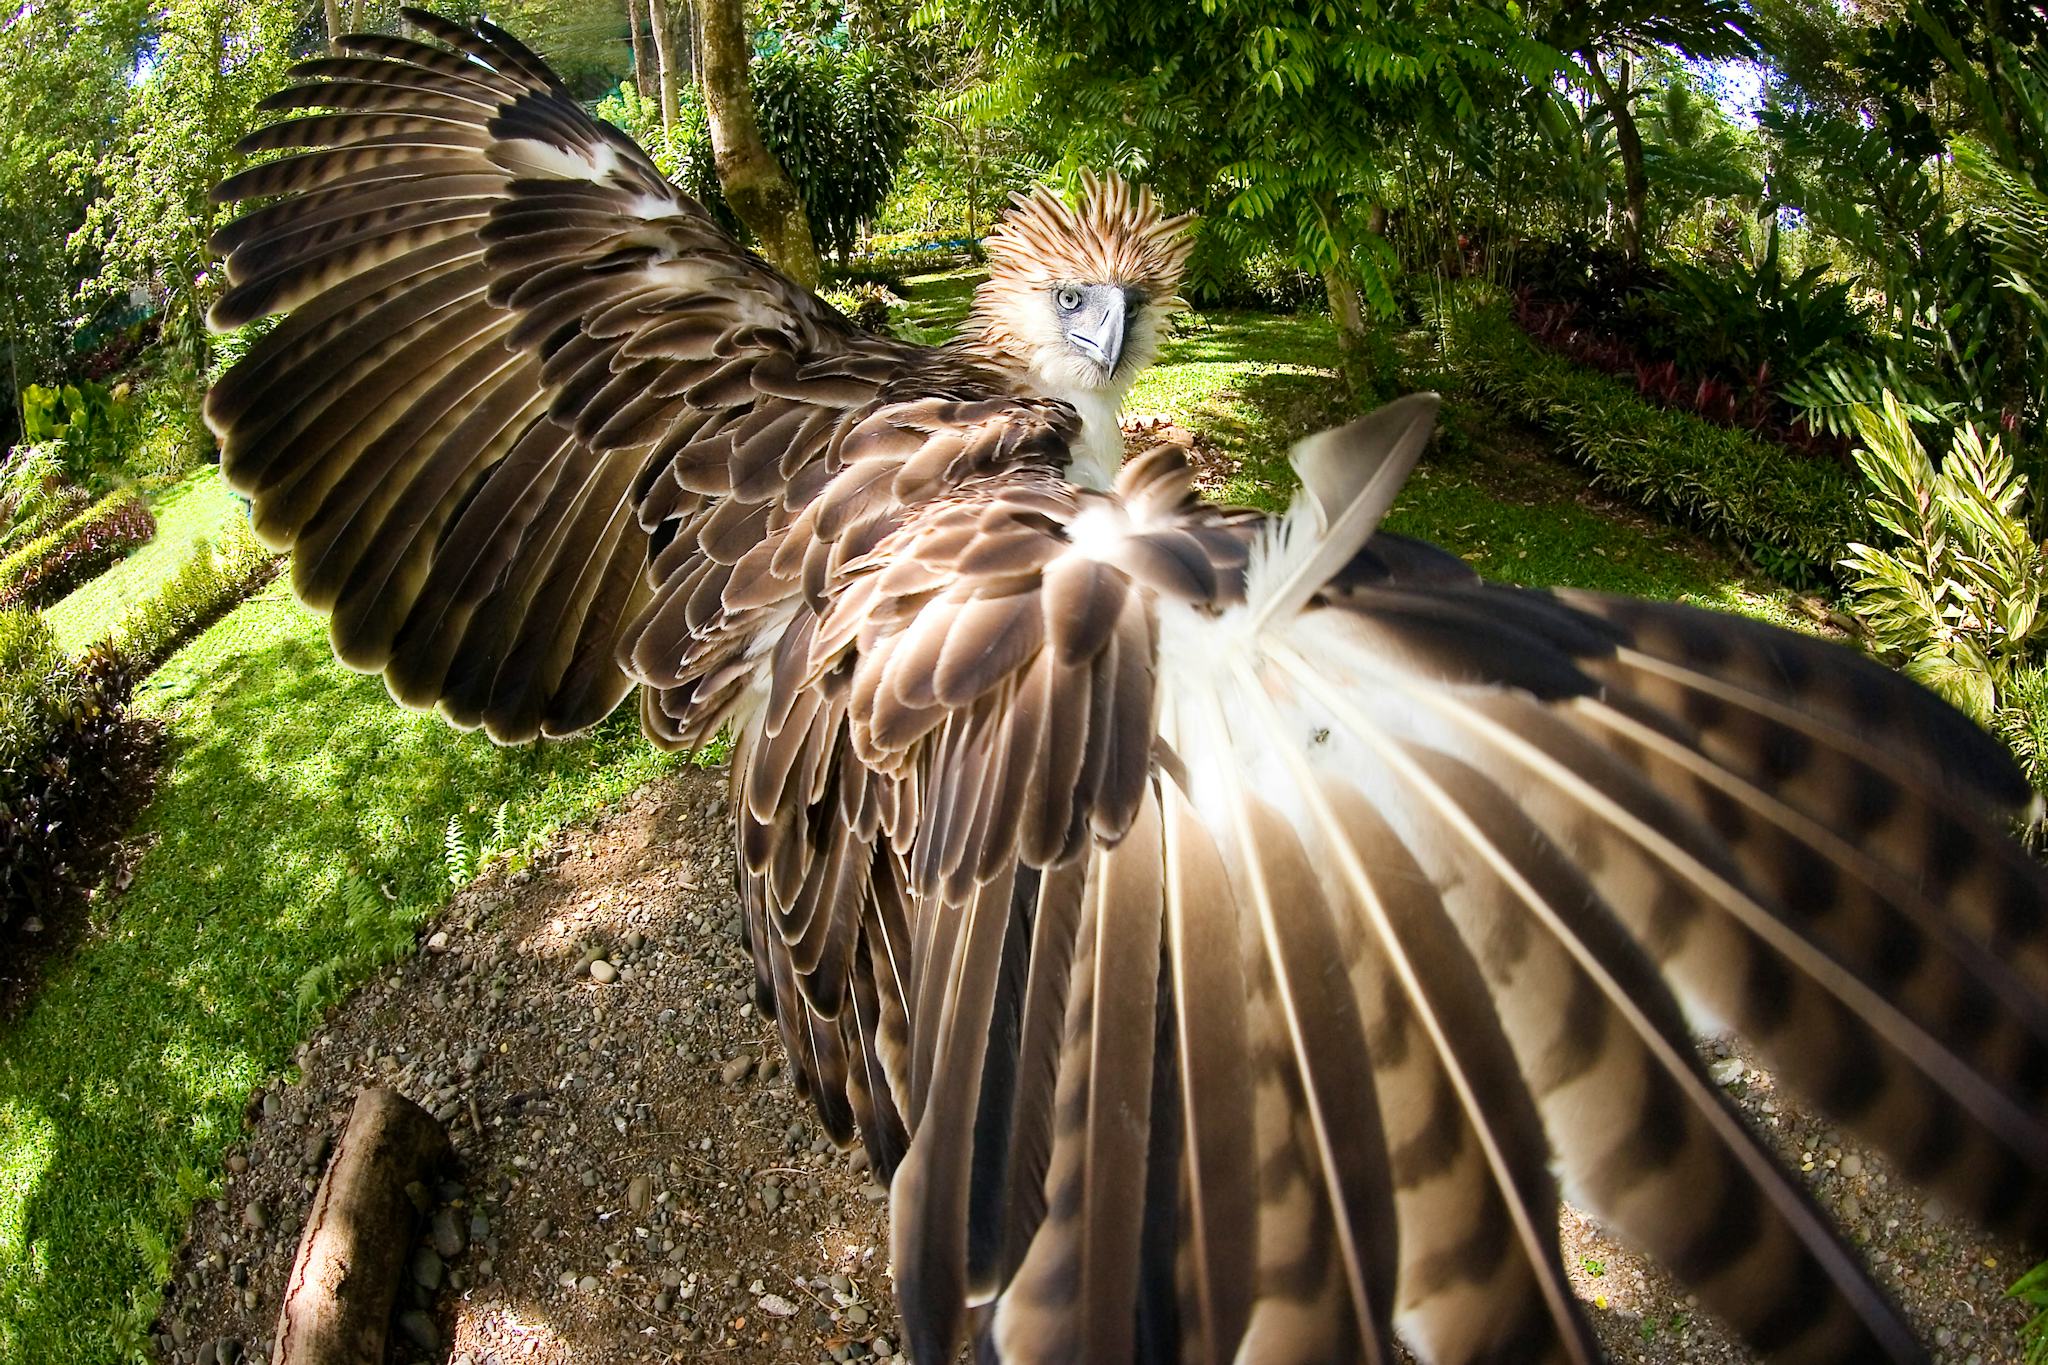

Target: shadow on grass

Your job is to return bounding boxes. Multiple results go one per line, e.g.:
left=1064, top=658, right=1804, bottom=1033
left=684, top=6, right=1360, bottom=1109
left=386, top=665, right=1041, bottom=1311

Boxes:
left=0, top=586, right=670, bottom=1365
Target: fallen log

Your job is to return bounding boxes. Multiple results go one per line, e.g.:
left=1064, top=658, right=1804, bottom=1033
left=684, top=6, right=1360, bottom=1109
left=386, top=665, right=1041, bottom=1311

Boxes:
left=271, top=1085, right=451, bottom=1365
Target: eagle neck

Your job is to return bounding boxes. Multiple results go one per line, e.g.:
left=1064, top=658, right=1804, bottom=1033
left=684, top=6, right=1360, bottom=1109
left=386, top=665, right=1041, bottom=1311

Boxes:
left=1057, top=385, right=1126, bottom=491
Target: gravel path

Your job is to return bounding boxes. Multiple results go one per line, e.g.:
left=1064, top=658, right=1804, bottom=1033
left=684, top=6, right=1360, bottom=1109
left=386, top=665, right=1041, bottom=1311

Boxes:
left=152, top=765, right=2032, bottom=1364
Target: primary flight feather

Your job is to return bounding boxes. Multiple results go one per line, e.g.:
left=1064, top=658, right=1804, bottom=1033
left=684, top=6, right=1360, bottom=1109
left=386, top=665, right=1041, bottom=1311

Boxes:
left=208, top=12, right=2048, bottom=1363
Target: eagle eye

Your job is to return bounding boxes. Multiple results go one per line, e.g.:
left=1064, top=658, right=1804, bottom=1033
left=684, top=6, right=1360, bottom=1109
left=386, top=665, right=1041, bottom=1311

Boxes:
left=1054, top=285, right=1083, bottom=312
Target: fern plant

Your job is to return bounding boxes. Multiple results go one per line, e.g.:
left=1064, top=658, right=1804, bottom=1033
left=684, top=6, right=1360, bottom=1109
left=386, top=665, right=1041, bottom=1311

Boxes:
left=1839, top=392, right=2048, bottom=723
left=443, top=812, right=476, bottom=889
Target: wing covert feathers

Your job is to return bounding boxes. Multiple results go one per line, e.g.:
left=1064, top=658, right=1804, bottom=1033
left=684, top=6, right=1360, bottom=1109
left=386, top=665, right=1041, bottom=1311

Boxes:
left=217, top=16, right=2048, bottom=1360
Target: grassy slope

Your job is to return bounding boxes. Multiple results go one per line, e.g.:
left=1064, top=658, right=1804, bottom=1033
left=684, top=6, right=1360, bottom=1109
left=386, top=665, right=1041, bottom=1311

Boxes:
left=43, top=469, right=242, bottom=653
left=1129, top=301, right=1804, bottom=623
left=0, top=272, right=1806, bottom=1363
left=0, top=581, right=675, bottom=1363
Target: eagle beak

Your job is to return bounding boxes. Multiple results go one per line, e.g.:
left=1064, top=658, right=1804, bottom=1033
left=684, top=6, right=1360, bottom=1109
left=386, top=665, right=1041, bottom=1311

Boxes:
left=1068, top=285, right=1131, bottom=372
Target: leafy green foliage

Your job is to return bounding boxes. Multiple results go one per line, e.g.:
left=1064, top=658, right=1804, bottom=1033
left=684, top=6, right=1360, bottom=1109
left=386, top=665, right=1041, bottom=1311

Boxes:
left=1454, top=298, right=1864, bottom=585
left=755, top=40, right=916, bottom=261
left=0, top=446, right=87, bottom=557
left=1655, top=229, right=1868, bottom=393
left=819, top=279, right=900, bottom=330
left=17, top=379, right=138, bottom=486
left=0, top=0, right=152, bottom=431
left=0, top=613, right=141, bottom=921
left=928, top=0, right=1569, bottom=352
left=0, top=490, right=156, bottom=611
left=1760, top=6, right=2048, bottom=466
left=1840, top=393, right=2046, bottom=724
left=76, top=0, right=307, bottom=376
left=2009, top=1243, right=2048, bottom=1362
left=597, top=36, right=915, bottom=262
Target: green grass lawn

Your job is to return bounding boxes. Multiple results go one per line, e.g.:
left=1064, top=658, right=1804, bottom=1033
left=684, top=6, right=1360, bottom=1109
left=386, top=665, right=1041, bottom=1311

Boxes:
left=0, top=580, right=678, bottom=1364
left=43, top=468, right=243, bottom=654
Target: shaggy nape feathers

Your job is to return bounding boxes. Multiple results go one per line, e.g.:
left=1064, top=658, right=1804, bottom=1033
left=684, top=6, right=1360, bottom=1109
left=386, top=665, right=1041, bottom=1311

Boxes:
left=959, top=172, right=1195, bottom=389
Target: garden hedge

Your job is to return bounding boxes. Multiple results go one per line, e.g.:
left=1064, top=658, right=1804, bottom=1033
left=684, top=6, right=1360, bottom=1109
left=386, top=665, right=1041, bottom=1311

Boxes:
left=0, top=489, right=155, bottom=610
left=0, top=611, right=140, bottom=921
left=105, top=519, right=279, bottom=674
left=1451, top=301, right=1867, bottom=587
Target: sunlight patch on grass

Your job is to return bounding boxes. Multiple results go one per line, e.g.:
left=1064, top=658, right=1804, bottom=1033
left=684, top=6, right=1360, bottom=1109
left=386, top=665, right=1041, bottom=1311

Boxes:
left=43, top=467, right=242, bottom=653
left=0, top=578, right=680, bottom=1364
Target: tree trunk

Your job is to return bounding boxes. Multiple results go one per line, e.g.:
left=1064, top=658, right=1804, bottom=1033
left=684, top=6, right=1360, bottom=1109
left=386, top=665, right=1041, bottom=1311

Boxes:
left=348, top=0, right=362, bottom=34
left=322, top=0, right=343, bottom=53
left=1581, top=49, right=1646, bottom=264
left=696, top=0, right=821, bottom=289
left=647, top=0, right=681, bottom=137
left=1322, top=265, right=1369, bottom=357
left=627, top=0, right=650, bottom=99
left=271, top=1087, right=451, bottom=1365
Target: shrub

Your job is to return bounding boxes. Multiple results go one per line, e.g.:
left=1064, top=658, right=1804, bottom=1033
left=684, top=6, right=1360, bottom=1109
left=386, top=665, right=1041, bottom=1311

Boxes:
left=18, top=379, right=140, bottom=487
left=1452, top=299, right=1865, bottom=586
left=0, top=484, right=88, bottom=559
left=0, top=490, right=155, bottom=610
left=124, top=370, right=216, bottom=482
left=0, top=444, right=88, bottom=554
left=819, top=281, right=900, bottom=333
left=103, top=517, right=278, bottom=673
left=1185, top=239, right=1324, bottom=312
left=0, top=612, right=140, bottom=921
left=1839, top=393, right=2046, bottom=725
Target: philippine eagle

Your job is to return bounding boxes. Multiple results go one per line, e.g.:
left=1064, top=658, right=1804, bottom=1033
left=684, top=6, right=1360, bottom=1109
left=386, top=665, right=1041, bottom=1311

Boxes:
left=208, top=12, right=2048, bottom=1363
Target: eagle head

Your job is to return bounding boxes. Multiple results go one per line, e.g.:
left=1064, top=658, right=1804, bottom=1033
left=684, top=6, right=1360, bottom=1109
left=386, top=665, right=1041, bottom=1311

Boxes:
left=961, top=172, right=1195, bottom=405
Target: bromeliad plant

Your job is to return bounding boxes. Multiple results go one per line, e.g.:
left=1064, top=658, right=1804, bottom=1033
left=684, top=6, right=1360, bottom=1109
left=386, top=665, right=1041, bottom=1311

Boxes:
left=1839, top=392, right=2048, bottom=725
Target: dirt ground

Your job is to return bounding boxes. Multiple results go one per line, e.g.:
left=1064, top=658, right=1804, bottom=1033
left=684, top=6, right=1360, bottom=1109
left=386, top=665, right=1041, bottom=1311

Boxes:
left=154, top=766, right=902, bottom=1365
left=150, top=761, right=2031, bottom=1365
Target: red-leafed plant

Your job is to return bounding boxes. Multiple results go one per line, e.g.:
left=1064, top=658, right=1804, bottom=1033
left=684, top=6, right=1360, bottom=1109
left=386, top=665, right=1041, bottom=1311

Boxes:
left=0, top=491, right=155, bottom=611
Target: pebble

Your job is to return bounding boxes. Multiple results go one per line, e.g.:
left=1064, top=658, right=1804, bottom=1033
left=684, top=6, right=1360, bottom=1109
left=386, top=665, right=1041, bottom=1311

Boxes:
left=261, top=1092, right=282, bottom=1120
left=426, top=930, right=449, bottom=953
left=589, top=959, right=618, bottom=984
left=1707, top=1056, right=1743, bottom=1087
left=302, top=1131, right=331, bottom=1171
left=411, top=1246, right=444, bottom=1291
left=759, top=1292, right=798, bottom=1317
left=1839, top=1153, right=1864, bottom=1178
left=627, top=1174, right=653, bottom=1213
left=241, top=1201, right=269, bottom=1232
left=397, top=1308, right=440, bottom=1353
left=226, top=1152, right=248, bottom=1175
left=431, top=1206, right=466, bottom=1258
left=532, top=1217, right=554, bottom=1240
left=20, top=916, right=41, bottom=933
left=872, top=1337, right=894, bottom=1358
left=469, top=1211, right=490, bottom=1243
left=721, top=1054, right=755, bottom=1085
left=578, top=1274, right=601, bottom=1293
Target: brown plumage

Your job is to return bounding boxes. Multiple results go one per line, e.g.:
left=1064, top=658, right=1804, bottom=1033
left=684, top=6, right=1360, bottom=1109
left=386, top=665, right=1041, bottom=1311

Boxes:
left=209, top=12, right=2048, bottom=1364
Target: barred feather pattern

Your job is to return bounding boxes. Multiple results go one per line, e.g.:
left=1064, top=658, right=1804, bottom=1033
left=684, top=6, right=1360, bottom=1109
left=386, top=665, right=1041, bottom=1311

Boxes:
left=208, top=13, right=2048, bottom=1365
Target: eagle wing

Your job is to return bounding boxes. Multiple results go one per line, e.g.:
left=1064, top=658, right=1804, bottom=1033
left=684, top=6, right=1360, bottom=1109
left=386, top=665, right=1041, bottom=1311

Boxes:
left=209, top=15, right=2048, bottom=1365
left=207, top=7, right=1012, bottom=742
